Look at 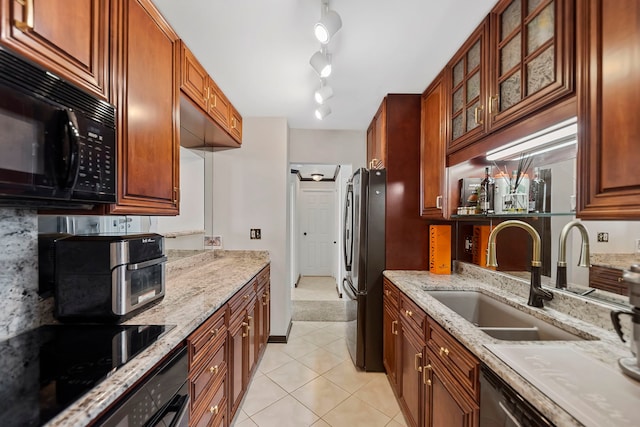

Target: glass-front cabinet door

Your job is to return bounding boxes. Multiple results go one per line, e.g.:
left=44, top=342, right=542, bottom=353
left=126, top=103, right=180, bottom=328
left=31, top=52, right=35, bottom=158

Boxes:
left=446, top=20, right=489, bottom=153
left=489, top=0, right=574, bottom=129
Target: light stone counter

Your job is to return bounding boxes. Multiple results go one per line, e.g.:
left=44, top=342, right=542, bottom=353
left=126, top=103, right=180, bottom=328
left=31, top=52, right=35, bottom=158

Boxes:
left=384, top=263, right=638, bottom=427
left=46, top=250, right=269, bottom=427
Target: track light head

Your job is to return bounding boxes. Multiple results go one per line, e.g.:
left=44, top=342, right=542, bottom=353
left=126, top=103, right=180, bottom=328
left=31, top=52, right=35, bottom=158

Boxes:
left=310, top=51, right=332, bottom=77
left=314, top=10, right=342, bottom=44
left=315, top=104, right=331, bottom=120
left=314, top=84, right=334, bottom=104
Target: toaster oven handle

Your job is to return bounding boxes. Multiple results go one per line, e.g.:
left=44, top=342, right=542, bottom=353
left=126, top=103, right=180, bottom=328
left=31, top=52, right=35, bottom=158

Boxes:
left=127, top=256, right=167, bottom=271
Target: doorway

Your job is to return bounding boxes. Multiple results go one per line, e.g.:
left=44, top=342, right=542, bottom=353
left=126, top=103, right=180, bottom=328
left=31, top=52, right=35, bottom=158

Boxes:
left=289, top=163, right=352, bottom=321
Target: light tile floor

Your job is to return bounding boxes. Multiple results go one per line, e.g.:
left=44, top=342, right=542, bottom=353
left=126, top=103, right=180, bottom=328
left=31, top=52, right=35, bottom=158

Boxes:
left=232, top=321, right=408, bottom=427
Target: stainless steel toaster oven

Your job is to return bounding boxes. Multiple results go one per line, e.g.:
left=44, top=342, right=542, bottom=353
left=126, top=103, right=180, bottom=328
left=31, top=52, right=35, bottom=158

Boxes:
left=53, top=233, right=167, bottom=322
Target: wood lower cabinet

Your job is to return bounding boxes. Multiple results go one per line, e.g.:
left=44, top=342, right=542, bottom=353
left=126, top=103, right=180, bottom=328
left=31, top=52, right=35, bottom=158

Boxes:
left=589, top=265, right=627, bottom=295
left=425, top=350, right=479, bottom=427
left=0, top=0, right=110, bottom=100
left=383, top=279, right=400, bottom=389
left=227, top=279, right=259, bottom=421
left=576, top=0, right=640, bottom=219
left=187, top=264, right=270, bottom=427
left=187, top=307, right=228, bottom=426
left=420, top=73, right=447, bottom=219
left=398, top=293, right=427, bottom=427
left=385, top=283, right=480, bottom=427
left=425, top=317, right=479, bottom=427
left=109, top=0, right=180, bottom=215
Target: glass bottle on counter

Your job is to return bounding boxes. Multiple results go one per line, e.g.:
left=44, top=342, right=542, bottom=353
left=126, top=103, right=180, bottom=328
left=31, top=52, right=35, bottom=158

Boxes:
left=529, top=167, right=547, bottom=213
left=477, top=166, right=494, bottom=214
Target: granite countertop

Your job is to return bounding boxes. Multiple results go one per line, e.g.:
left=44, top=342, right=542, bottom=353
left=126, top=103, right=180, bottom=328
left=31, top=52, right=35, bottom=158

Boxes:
left=590, top=253, right=639, bottom=270
left=48, top=250, right=269, bottom=427
left=384, top=263, right=639, bottom=427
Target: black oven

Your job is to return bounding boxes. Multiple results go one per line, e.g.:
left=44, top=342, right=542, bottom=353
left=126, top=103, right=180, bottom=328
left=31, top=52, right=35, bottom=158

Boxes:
left=0, top=46, right=116, bottom=208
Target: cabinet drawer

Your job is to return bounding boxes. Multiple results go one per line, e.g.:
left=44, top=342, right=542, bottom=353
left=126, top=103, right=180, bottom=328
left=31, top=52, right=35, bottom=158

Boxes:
left=188, top=308, right=226, bottom=367
left=399, top=293, right=426, bottom=333
left=257, top=266, right=270, bottom=287
left=589, top=265, right=628, bottom=295
left=426, top=317, right=479, bottom=400
left=189, top=339, right=226, bottom=410
left=383, top=278, right=399, bottom=308
left=192, top=380, right=226, bottom=427
left=229, top=280, right=256, bottom=318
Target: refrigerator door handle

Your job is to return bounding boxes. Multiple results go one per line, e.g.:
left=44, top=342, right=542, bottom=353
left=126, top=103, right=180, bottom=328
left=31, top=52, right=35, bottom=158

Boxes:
left=343, top=276, right=363, bottom=300
left=343, top=183, right=353, bottom=272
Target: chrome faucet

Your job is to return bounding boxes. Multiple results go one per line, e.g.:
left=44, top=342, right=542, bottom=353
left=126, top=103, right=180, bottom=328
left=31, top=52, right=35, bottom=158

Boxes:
left=486, top=220, right=553, bottom=308
left=556, top=219, right=591, bottom=289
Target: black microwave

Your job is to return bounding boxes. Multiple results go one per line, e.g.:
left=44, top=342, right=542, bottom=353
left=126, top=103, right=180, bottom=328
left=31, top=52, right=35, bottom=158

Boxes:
left=0, top=46, right=116, bottom=209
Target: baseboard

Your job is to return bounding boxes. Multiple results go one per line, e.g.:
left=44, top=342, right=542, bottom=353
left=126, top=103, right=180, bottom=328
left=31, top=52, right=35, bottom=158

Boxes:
left=267, top=319, right=293, bottom=343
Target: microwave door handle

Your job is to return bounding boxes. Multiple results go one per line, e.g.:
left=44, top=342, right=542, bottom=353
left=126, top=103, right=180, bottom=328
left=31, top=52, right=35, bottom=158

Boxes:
left=127, top=256, right=168, bottom=271
left=59, top=109, right=80, bottom=188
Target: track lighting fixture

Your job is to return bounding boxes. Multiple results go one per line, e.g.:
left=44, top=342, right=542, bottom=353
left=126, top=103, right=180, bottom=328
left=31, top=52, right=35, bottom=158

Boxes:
left=314, top=80, right=334, bottom=104
left=315, top=104, right=331, bottom=120
left=310, top=50, right=331, bottom=78
left=314, top=4, right=342, bottom=44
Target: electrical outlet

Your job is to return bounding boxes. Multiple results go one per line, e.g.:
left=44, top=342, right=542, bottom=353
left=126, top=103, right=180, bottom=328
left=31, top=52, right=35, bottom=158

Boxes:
left=597, top=232, right=609, bottom=243
left=250, top=229, right=261, bottom=240
left=636, top=238, right=640, bottom=253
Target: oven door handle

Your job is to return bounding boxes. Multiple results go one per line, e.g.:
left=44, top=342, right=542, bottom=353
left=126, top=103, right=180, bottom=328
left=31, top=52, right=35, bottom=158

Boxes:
left=127, top=256, right=168, bottom=271
left=144, top=392, right=189, bottom=427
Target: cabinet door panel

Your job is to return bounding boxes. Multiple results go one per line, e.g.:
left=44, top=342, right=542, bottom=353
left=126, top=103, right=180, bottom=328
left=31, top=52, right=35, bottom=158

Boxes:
left=398, top=322, right=424, bottom=427
left=426, top=356, right=479, bottom=427
left=383, top=300, right=399, bottom=389
left=420, top=75, right=446, bottom=219
left=577, top=0, right=640, bottom=218
left=111, top=0, right=179, bottom=214
left=446, top=20, right=488, bottom=153
left=0, top=0, right=109, bottom=99
left=228, top=317, right=246, bottom=419
left=489, top=0, right=574, bottom=129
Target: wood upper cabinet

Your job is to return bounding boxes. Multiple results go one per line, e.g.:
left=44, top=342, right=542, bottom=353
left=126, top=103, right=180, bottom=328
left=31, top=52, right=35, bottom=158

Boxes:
left=366, top=102, right=387, bottom=169
left=576, top=0, right=640, bottom=219
left=179, top=41, right=242, bottom=147
left=446, top=20, right=489, bottom=153
left=488, top=0, right=574, bottom=129
left=109, top=0, right=180, bottom=215
left=421, top=73, right=447, bottom=219
left=0, top=0, right=110, bottom=100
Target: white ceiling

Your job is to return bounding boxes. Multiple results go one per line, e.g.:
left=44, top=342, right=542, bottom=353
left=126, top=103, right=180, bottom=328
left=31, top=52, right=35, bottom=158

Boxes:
left=152, top=0, right=496, bottom=131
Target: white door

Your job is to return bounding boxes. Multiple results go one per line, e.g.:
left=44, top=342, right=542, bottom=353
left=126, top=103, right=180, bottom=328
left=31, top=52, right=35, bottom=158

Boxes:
left=299, top=189, right=335, bottom=276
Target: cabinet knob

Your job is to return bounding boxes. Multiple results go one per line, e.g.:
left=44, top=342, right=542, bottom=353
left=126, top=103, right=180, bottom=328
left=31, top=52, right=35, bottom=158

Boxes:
left=210, top=328, right=219, bottom=337
left=209, top=405, right=219, bottom=415
left=209, top=365, right=219, bottom=375
left=405, top=310, right=413, bottom=317
left=243, top=294, right=249, bottom=300
left=618, top=277, right=624, bottom=282
left=439, top=346, right=450, bottom=357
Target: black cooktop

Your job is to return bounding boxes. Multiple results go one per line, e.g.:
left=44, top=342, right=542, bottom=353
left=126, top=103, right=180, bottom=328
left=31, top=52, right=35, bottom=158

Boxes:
left=0, top=324, right=174, bottom=427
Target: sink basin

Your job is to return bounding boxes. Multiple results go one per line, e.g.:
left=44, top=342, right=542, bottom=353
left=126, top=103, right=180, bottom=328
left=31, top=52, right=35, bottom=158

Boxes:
left=426, top=290, right=595, bottom=341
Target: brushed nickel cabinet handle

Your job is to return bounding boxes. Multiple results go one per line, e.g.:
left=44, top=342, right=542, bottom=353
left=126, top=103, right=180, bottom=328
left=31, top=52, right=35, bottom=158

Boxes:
left=436, top=195, right=442, bottom=209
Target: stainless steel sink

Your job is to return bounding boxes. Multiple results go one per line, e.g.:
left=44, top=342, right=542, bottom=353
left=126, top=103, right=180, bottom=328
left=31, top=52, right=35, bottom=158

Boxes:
left=425, top=290, right=596, bottom=341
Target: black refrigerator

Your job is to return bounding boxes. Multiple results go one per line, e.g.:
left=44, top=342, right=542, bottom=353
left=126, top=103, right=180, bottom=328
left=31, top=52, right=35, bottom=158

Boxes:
left=343, top=168, right=385, bottom=371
